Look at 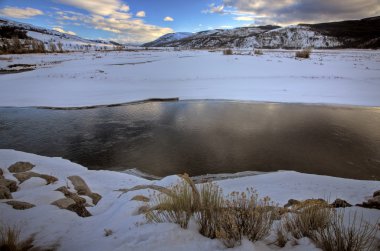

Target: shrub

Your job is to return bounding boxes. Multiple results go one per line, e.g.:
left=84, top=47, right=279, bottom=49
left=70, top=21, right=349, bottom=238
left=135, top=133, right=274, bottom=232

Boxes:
left=314, top=211, right=378, bottom=251
left=223, top=49, right=233, bottom=55
left=218, top=190, right=277, bottom=245
left=254, top=49, right=263, bottom=55
left=295, top=48, right=312, bottom=58
left=0, top=224, right=34, bottom=251
left=282, top=201, right=333, bottom=240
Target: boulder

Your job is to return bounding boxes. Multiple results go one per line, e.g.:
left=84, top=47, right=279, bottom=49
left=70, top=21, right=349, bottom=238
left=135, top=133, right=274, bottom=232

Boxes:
left=0, top=185, right=12, bottom=199
left=0, top=178, right=18, bottom=192
left=55, top=186, right=86, bottom=204
left=67, top=176, right=91, bottom=195
left=5, top=201, right=35, bottom=210
left=8, top=162, right=35, bottom=173
left=13, top=172, right=58, bottom=184
left=0, top=168, right=3, bottom=178
left=284, top=199, right=300, bottom=208
left=68, top=176, right=102, bottom=205
left=330, top=199, right=352, bottom=208
left=51, top=198, right=76, bottom=209
left=373, top=190, right=380, bottom=198
left=357, top=196, right=380, bottom=210
left=67, top=203, right=92, bottom=217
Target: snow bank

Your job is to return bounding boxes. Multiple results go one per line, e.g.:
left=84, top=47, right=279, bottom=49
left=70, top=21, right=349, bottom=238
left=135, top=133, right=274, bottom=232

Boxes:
left=0, top=49, right=379, bottom=107
left=0, top=149, right=379, bottom=250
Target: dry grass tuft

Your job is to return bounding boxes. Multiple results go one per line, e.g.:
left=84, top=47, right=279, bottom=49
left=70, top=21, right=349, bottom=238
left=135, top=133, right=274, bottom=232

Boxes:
left=314, top=211, right=378, bottom=251
left=295, top=48, right=312, bottom=59
left=254, top=49, right=263, bottom=55
left=282, top=201, right=332, bottom=240
left=223, top=49, right=233, bottom=55
left=0, top=224, right=34, bottom=251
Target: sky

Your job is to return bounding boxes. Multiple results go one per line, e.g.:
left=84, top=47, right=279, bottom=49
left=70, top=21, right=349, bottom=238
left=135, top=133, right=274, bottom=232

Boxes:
left=0, top=0, right=379, bottom=44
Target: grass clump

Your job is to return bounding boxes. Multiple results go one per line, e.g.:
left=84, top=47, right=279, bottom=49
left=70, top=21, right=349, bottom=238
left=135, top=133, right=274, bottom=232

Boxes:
left=0, top=224, right=34, bottom=251
left=223, top=49, right=233, bottom=55
left=254, top=49, right=263, bottom=55
left=295, top=48, right=312, bottom=58
left=314, top=211, right=378, bottom=251
left=215, top=189, right=277, bottom=247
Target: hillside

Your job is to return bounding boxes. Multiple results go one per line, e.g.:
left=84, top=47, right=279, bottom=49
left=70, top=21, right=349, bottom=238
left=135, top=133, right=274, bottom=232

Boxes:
left=143, top=17, right=380, bottom=49
left=0, top=17, right=118, bottom=53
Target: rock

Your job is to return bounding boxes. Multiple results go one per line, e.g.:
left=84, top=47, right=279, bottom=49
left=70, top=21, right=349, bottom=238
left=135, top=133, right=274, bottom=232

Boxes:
left=51, top=197, right=91, bottom=217
left=373, top=190, right=380, bottom=197
left=67, top=203, right=92, bottom=217
left=5, top=201, right=35, bottom=210
left=51, top=198, right=76, bottom=209
left=68, top=176, right=102, bottom=205
left=357, top=196, right=380, bottom=210
left=0, top=168, right=3, bottom=178
left=67, top=176, right=91, bottom=195
left=8, top=162, right=35, bottom=173
left=0, top=185, right=12, bottom=199
left=89, top=193, right=102, bottom=205
left=55, top=186, right=86, bottom=204
left=13, top=172, right=58, bottom=184
left=284, top=199, right=300, bottom=208
left=330, top=199, right=352, bottom=208
left=0, top=178, right=18, bottom=192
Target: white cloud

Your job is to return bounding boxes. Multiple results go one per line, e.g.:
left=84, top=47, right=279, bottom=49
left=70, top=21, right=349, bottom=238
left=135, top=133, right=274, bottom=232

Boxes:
left=53, top=27, right=77, bottom=36
left=0, top=6, right=43, bottom=19
left=54, top=2, right=173, bottom=43
left=58, top=0, right=123, bottom=16
left=164, top=16, right=174, bottom=22
left=136, top=11, right=146, bottom=17
left=220, top=0, right=380, bottom=25
left=234, top=16, right=255, bottom=21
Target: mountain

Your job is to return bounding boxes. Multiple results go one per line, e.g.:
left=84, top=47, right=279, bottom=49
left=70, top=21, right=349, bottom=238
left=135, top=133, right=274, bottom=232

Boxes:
left=0, top=17, right=117, bottom=52
left=142, top=32, right=193, bottom=47
left=143, top=17, right=380, bottom=49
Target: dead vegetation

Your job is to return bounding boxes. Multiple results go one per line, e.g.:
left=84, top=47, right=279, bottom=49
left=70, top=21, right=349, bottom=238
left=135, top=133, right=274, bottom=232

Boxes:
left=295, top=48, right=312, bottom=58
left=122, top=174, right=378, bottom=250
left=223, top=49, right=233, bottom=55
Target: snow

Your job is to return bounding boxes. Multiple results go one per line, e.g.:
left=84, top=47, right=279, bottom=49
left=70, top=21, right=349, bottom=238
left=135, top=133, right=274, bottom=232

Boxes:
left=0, top=49, right=379, bottom=107
left=0, top=149, right=379, bottom=250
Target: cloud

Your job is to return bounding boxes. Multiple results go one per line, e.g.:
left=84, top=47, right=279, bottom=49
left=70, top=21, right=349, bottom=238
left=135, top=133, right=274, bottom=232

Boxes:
left=234, top=16, right=255, bottom=21
left=220, top=0, right=380, bottom=25
left=204, top=4, right=225, bottom=14
left=136, top=11, right=146, bottom=17
left=53, top=27, right=77, bottom=35
left=54, top=2, right=173, bottom=43
left=0, top=6, right=43, bottom=19
left=57, top=0, right=127, bottom=16
left=164, top=16, right=174, bottom=21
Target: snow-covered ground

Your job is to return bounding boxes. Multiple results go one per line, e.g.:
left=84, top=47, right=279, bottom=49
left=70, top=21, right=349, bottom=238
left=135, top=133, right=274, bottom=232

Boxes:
left=0, top=49, right=379, bottom=107
left=1, top=149, right=379, bottom=251
left=1, top=49, right=380, bottom=250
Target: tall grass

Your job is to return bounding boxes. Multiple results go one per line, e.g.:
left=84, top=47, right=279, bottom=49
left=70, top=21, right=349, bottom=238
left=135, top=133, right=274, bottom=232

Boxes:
left=295, top=48, right=312, bottom=58
left=0, top=224, right=34, bottom=251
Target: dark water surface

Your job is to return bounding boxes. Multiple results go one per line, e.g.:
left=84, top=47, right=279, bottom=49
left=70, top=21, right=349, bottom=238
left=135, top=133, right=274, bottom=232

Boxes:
left=0, top=101, right=379, bottom=180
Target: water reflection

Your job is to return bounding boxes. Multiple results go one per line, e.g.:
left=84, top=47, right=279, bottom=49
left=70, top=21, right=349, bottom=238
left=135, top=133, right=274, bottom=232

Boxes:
left=0, top=101, right=379, bottom=180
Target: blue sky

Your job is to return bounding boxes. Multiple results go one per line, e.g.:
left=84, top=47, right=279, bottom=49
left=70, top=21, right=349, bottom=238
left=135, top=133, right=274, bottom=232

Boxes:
left=0, top=0, right=378, bottom=43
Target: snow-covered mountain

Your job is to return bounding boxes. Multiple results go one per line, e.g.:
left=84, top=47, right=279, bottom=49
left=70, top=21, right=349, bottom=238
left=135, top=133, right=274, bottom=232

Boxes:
left=143, top=17, right=380, bottom=49
left=0, top=17, right=118, bottom=52
left=142, top=32, right=193, bottom=47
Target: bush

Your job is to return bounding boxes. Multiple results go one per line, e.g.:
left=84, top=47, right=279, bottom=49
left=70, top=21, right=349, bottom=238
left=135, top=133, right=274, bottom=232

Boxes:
left=0, top=224, right=34, bottom=251
left=314, top=211, right=378, bottom=251
left=254, top=49, right=263, bottom=55
left=216, top=190, right=277, bottom=247
left=223, top=49, right=233, bottom=55
left=282, top=200, right=333, bottom=240
left=295, top=48, right=312, bottom=58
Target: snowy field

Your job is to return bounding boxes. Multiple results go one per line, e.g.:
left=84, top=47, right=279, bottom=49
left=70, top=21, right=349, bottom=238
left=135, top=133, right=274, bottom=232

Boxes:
left=1, top=49, right=380, bottom=250
left=0, top=49, right=379, bottom=107
left=1, top=150, right=379, bottom=251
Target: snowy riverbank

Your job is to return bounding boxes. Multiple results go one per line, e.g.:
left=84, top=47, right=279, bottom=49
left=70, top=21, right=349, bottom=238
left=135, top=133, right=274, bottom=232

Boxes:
left=1, top=149, right=379, bottom=250
left=0, top=49, right=379, bottom=108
